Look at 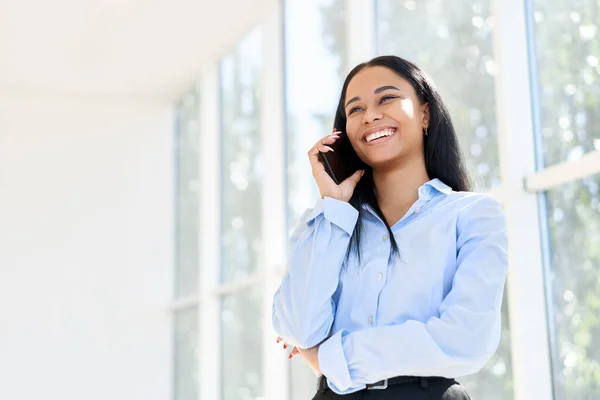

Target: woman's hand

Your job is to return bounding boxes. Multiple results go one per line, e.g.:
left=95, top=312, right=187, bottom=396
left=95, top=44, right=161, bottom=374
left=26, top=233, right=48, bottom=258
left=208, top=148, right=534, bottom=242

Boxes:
left=308, top=130, right=364, bottom=202
left=276, top=336, right=299, bottom=359
left=276, top=336, right=322, bottom=376
left=297, top=346, right=322, bottom=376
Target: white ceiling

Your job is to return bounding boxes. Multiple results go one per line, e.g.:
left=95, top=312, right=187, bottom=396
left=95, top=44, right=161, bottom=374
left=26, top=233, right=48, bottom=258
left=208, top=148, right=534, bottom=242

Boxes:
left=0, top=0, right=275, bottom=100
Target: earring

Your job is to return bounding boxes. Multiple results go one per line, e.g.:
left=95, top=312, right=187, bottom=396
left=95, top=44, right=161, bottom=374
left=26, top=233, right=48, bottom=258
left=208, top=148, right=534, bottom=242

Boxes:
left=424, top=127, right=428, bottom=136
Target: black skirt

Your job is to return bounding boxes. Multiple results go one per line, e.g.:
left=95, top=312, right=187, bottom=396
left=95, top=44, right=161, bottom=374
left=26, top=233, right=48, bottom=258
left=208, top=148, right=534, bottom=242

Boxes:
left=312, top=376, right=472, bottom=399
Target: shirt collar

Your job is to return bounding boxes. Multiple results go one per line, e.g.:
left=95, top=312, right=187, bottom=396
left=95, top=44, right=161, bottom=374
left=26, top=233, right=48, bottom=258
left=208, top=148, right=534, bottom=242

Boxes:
left=421, top=178, right=452, bottom=198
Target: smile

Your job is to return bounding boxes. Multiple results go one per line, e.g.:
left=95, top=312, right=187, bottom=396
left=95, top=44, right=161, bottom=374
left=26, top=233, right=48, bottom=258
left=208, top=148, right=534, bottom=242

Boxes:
left=364, top=128, right=397, bottom=143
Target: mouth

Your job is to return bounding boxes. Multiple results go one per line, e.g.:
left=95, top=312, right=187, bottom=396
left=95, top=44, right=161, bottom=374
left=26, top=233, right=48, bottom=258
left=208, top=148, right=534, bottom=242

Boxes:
left=363, top=127, right=397, bottom=144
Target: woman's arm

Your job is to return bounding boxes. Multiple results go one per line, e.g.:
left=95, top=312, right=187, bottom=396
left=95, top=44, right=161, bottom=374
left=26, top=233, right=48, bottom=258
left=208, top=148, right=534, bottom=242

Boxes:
left=272, top=197, right=358, bottom=349
left=317, top=196, right=508, bottom=394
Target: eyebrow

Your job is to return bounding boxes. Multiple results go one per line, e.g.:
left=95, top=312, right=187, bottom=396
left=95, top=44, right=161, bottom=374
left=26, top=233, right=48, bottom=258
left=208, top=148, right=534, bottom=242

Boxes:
left=345, top=85, right=401, bottom=108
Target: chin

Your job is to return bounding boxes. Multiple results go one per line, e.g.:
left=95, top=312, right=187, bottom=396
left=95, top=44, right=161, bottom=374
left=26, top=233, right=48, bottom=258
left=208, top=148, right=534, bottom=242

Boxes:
left=367, top=159, right=399, bottom=172
left=361, top=147, right=404, bottom=168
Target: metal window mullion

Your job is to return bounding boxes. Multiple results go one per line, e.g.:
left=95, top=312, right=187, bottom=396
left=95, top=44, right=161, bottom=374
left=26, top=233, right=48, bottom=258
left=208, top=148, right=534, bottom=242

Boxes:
left=169, top=296, right=200, bottom=313
left=491, top=0, right=554, bottom=398
left=524, top=150, right=600, bottom=192
left=211, top=271, right=265, bottom=296
left=260, top=4, right=290, bottom=400
left=197, top=63, right=222, bottom=400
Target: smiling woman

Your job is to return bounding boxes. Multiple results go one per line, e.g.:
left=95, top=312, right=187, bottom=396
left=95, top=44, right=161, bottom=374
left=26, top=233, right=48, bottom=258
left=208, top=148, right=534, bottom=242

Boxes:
left=272, top=55, right=508, bottom=400
left=331, top=57, right=471, bottom=261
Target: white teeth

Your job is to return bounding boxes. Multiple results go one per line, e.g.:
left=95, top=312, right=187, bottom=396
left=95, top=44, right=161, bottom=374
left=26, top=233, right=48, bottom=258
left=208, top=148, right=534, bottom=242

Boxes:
left=365, top=129, right=395, bottom=143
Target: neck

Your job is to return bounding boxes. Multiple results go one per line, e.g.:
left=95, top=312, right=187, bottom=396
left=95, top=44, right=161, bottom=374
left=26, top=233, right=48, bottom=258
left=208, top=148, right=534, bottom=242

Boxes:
left=372, top=156, right=430, bottom=225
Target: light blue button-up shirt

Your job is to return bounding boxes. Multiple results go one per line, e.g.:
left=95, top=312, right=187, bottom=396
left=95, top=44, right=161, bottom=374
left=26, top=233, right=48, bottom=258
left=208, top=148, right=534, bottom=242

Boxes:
left=272, top=179, right=508, bottom=395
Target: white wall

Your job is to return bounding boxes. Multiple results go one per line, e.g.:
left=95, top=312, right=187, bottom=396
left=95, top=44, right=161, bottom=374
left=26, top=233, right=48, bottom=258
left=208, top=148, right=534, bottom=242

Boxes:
left=0, top=91, right=174, bottom=400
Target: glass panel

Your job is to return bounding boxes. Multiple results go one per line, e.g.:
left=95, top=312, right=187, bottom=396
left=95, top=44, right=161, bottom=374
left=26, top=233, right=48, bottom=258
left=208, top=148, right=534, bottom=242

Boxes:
left=285, top=0, right=347, bottom=230
left=221, top=286, right=264, bottom=400
left=284, top=0, right=347, bottom=397
left=220, top=27, right=264, bottom=283
left=175, top=85, right=200, bottom=298
left=546, top=175, right=600, bottom=398
left=174, top=307, right=199, bottom=400
left=530, top=0, right=600, bottom=167
left=377, top=1, right=513, bottom=396
left=377, top=0, right=500, bottom=191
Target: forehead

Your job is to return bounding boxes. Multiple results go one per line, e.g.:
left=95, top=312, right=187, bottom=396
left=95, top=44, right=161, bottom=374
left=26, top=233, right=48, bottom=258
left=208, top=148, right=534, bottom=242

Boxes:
left=346, top=66, right=414, bottom=98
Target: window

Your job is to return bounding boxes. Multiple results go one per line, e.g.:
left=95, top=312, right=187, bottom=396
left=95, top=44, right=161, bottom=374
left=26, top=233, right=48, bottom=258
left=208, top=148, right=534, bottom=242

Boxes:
left=173, top=84, right=201, bottom=400
left=285, top=0, right=348, bottom=229
left=174, top=307, right=199, bottom=400
left=376, top=1, right=513, bottom=397
left=377, top=0, right=500, bottom=191
left=174, top=1, right=600, bottom=398
left=528, top=1, right=600, bottom=397
left=545, top=176, right=600, bottom=399
left=219, top=27, right=265, bottom=400
left=221, top=287, right=264, bottom=399
left=530, top=0, right=600, bottom=167
left=284, top=0, right=348, bottom=398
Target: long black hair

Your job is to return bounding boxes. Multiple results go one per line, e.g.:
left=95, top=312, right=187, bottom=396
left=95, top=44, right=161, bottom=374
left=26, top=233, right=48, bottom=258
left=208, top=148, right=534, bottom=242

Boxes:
left=334, top=55, right=471, bottom=263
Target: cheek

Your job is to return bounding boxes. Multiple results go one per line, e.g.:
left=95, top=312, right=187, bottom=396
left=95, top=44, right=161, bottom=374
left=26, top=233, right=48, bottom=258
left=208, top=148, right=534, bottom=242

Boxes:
left=345, top=119, right=364, bottom=150
left=345, top=116, right=360, bottom=138
left=398, top=98, right=415, bottom=118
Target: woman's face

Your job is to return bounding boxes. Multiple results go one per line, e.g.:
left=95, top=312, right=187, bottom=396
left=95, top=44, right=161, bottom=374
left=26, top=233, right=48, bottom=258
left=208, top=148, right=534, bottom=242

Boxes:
left=344, top=66, right=429, bottom=170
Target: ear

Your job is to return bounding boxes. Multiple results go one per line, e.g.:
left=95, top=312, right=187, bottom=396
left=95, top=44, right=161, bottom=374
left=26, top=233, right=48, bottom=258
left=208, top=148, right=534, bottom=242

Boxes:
left=421, top=102, right=430, bottom=130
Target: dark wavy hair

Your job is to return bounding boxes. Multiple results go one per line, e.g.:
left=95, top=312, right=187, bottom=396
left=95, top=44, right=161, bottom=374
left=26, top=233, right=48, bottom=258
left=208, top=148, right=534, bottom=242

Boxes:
left=334, top=55, right=471, bottom=263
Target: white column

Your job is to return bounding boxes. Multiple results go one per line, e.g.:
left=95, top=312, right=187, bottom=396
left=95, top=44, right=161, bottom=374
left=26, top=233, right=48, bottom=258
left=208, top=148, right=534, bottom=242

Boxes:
left=345, top=0, right=376, bottom=70
left=491, top=0, right=554, bottom=399
left=197, top=63, right=222, bottom=400
left=260, top=5, right=290, bottom=400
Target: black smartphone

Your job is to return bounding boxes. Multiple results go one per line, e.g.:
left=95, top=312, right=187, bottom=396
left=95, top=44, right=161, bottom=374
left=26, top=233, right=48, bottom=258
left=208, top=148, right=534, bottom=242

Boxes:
left=318, top=129, right=365, bottom=184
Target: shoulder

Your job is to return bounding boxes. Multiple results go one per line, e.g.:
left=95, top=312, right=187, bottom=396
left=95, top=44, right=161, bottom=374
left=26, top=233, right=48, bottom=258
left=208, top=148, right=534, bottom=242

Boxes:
left=444, top=191, right=504, bottom=214
left=446, top=192, right=506, bottom=237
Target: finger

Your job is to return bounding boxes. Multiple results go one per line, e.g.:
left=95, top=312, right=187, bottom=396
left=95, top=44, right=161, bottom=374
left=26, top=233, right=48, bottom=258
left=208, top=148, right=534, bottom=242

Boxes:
left=308, top=144, right=332, bottom=168
left=342, top=169, right=365, bottom=187
left=288, top=348, right=299, bottom=359
left=321, top=135, right=340, bottom=144
left=317, top=144, right=334, bottom=153
left=276, top=336, right=282, bottom=344
left=283, top=344, right=288, bottom=350
left=309, top=132, right=339, bottom=153
left=309, top=136, right=338, bottom=157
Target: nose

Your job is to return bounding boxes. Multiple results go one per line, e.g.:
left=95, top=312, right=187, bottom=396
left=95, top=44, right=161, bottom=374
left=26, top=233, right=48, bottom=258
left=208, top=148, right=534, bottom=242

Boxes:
left=362, top=107, right=383, bottom=125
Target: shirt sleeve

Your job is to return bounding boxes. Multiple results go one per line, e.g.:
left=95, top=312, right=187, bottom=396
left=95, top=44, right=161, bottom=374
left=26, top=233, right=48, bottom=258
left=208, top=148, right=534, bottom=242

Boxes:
left=318, top=195, right=508, bottom=394
left=272, top=196, right=359, bottom=349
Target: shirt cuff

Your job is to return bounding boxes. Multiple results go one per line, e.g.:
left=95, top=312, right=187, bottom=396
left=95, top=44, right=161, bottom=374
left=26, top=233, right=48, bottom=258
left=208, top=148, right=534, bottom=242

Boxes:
left=318, top=330, right=354, bottom=393
left=303, top=197, right=359, bottom=235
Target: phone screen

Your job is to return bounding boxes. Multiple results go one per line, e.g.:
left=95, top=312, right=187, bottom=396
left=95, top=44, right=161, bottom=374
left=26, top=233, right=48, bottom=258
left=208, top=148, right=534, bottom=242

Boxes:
left=318, top=130, right=365, bottom=184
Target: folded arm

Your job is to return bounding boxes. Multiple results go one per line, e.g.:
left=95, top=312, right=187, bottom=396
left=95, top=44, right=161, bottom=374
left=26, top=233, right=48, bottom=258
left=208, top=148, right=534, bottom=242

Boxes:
left=272, top=197, right=359, bottom=349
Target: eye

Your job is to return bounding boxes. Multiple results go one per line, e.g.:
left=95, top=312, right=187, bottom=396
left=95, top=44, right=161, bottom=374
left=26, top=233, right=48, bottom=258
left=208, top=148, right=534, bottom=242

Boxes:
left=348, top=106, right=363, bottom=115
left=380, top=95, right=398, bottom=103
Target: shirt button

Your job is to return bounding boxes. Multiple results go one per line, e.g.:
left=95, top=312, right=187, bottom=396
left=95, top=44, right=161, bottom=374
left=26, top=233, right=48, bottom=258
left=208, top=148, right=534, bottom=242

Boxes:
left=382, top=234, right=389, bottom=241
left=420, top=187, right=427, bottom=196
left=368, top=316, right=373, bottom=324
left=376, top=273, right=383, bottom=281
left=415, top=207, right=421, bottom=213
